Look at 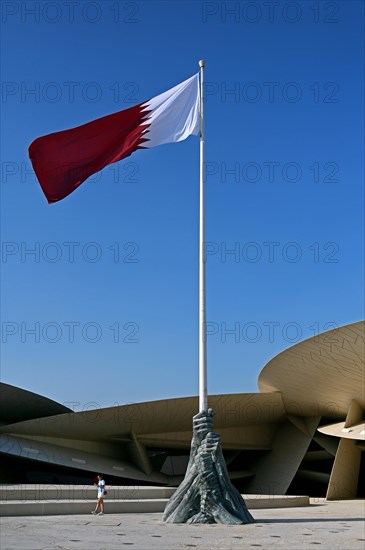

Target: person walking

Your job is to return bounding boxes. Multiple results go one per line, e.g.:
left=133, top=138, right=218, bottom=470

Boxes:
left=91, top=474, right=106, bottom=515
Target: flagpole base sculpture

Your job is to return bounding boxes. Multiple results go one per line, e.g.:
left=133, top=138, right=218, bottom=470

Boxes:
left=163, top=409, right=254, bottom=524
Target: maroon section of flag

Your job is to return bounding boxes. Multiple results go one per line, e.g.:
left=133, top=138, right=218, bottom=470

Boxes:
left=29, top=73, right=200, bottom=204
left=29, top=104, right=150, bottom=203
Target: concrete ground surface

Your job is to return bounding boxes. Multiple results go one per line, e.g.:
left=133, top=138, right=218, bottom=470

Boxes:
left=1, top=499, right=364, bottom=550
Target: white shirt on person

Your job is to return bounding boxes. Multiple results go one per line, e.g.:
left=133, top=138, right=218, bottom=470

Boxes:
left=97, top=479, right=105, bottom=497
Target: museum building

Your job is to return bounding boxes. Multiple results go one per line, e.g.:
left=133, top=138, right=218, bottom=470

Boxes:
left=1, top=321, right=364, bottom=500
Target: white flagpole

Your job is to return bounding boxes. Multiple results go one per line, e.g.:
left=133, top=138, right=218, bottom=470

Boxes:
left=199, top=59, right=207, bottom=412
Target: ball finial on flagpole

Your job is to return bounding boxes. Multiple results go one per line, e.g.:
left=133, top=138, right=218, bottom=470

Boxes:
left=199, top=59, right=205, bottom=67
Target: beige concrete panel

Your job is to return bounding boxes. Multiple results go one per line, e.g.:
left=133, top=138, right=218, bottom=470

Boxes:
left=138, top=424, right=277, bottom=450
left=127, top=432, right=153, bottom=475
left=137, top=433, right=191, bottom=449
left=343, top=399, right=364, bottom=427
left=313, top=433, right=338, bottom=456
left=318, top=399, right=364, bottom=440
left=326, top=438, right=361, bottom=500
left=219, top=424, right=278, bottom=449
left=2, top=434, right=130, bottom=459
left=0, top=393, right=286, bottom=441
left=229, top=470, right=254, bottom=479
left=318, top=421, right=365, bottom=441
left=304, top=450, right=333, bottom=461
left=326, top=399, right=364, bottom=500
left=287, top=415, right=323, bottom=437
left=296, top=469, right=330, bottom=484
left=258, top=321, right=365, bottom=418
left=245, top=417, right=320, bottom=494
left=0, top=434, right=168, bottom=484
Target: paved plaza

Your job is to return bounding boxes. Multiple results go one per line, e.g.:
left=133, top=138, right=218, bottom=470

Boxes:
left=1, top=499, right=364, bottom=549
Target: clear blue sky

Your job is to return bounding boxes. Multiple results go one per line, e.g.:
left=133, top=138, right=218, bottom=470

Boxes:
left=1, top=1, right=364, bottom=411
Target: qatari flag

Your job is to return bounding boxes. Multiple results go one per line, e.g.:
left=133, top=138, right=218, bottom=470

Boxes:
left=29, top=73, right=200, bottom=203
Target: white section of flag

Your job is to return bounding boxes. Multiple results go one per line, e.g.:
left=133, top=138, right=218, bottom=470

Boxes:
left=141, top=73, right=200, bottom=148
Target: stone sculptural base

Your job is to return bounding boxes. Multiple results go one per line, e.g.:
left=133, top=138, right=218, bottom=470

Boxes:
left=163, top=408, right=254, bottom=524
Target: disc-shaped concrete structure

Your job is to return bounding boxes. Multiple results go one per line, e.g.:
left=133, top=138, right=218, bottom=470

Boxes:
left=258, top=321, right=365, bottom=418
